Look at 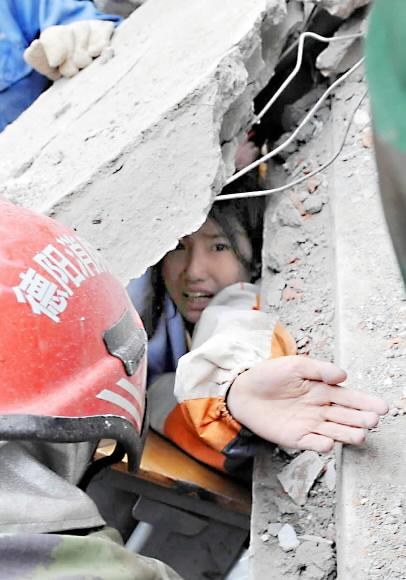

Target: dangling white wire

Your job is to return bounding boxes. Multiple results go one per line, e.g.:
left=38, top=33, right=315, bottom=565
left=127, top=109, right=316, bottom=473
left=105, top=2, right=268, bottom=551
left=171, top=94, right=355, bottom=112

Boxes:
left=224, top=31, right=364, bottom=188
left=215, top=90, right=367, bottom=201
left=254, top=31, right=363, bottom=125
left=223, top=56, right=364, bottom=189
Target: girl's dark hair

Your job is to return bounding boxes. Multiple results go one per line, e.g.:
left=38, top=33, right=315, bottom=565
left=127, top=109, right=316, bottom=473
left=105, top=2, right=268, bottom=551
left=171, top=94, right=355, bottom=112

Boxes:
left=143, top=173, right=265, bottom=337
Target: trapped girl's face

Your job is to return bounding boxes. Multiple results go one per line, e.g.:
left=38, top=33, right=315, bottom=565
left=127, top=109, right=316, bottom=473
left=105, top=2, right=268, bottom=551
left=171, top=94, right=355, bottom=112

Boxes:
left=162, top=218, right=252, bottom=324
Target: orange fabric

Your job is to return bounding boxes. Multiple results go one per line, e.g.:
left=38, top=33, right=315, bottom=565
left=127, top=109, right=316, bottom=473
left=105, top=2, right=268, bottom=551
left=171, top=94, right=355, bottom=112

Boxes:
left=165, top=317, right=296, bottom=472
left=271, top=320, right=297, bottom=358
left=164, top=401, right=232, bottom=471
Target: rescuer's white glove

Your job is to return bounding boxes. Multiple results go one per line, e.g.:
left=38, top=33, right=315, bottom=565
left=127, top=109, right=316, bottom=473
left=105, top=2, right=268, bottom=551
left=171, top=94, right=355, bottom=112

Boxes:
left=24, top=20, right=115, bottom=80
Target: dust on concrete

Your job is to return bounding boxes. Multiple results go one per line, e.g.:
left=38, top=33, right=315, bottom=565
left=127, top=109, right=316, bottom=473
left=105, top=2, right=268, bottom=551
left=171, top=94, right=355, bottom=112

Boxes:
left=252, top=68, right=406, bottom=578
left=251, top=85, right=338, bottom=579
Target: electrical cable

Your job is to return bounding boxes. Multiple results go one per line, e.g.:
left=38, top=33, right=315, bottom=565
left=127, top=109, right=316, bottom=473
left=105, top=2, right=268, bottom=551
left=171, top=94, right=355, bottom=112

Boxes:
left=254, top=31, right=364, bottom=125
left=214, top=89, right=367, bottom=202
left=225, top=56, right=364, bottom=187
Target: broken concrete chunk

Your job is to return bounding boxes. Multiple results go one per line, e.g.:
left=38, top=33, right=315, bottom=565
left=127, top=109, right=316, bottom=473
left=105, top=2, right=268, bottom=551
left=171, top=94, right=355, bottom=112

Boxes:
left=293, top=540, right=335, bottom=578
left=268, top=522, right=283, bottom=537
left=276, top=196, right=303, bottom=227
left=278, top=523, right=300, bottom=552
left=0, top=0, right=293, bottom=284
left=353, top=108, right=370, bottom=127
left=323, top=460, right=336, bottom=491
left=277, top=450, right=325, bottom=505
left=316, top=14, right=365, bottom=77
left=303, top=194, right=324, bottom=214
left=313, top=0, right=370, bottom=19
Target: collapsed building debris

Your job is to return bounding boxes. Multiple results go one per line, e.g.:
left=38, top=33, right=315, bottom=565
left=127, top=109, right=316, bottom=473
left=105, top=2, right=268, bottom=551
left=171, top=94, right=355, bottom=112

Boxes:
left=277, top=451, right=326, bottom=506
left=1, top=0, right=404, bottom=578
left=0, top=0, right=298, bottom=284
left=278, top=523, right=300, bottom=552
left=316, top=10, right=367, bottom=77
left=313, top=0, right=369, bottom=20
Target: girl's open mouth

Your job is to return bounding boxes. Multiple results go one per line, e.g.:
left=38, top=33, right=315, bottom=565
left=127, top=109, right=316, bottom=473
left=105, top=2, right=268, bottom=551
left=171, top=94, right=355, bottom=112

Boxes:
left=183, top=292, right=213, bottom=299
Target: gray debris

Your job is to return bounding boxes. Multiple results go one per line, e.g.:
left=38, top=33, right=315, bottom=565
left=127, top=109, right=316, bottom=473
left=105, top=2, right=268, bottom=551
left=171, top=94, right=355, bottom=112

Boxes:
left=278, top=523, right=300, bottom=552
left=312, top=0, right=370, bottom=19
left=299, top=534, right=333, bottom=545
left=281, top=87, right=326, bottom=132
left=316, top=13, right=366, bottom=77
left=293, top=539, right=335, bottom=578
left=268, top=522, right=284, bottom=537
left=276, top=197, right=303, bottom=227
left=303, top=194, right=324, bottom=214
left=277, top=451, right=325, bottom=505
left=95, top=0, right=145, bottom=17
left=322, top=460, right=336, bottom=491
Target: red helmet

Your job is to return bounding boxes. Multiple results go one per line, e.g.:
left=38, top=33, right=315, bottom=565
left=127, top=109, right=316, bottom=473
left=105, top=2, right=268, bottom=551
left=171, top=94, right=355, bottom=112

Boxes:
left=0, top=199, right=147, bottom=471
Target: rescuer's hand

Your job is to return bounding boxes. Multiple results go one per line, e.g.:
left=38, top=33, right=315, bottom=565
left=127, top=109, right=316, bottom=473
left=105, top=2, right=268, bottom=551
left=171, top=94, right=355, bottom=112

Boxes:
left=227, top=356, right=388, bottom=452
left=24, top=20, right=115, bottom=80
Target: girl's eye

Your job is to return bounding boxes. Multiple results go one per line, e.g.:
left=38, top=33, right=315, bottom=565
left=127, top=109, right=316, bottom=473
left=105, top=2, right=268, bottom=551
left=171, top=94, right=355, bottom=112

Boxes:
left=213, top=242, right=230, bottom=252
left=173, top=241, right=186, bottom=251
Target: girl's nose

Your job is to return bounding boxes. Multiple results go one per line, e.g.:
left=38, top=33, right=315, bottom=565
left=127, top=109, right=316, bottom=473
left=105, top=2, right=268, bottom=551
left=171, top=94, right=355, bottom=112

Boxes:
left=184, top=247, right=207, bottom=281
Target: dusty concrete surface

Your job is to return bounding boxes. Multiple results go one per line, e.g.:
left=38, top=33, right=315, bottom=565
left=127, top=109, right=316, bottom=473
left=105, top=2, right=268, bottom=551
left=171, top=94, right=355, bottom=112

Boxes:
left=332, top=80, right=406, bottom=580
left=0, top=0, right=292, bottom=283
left=252, top=70, right=405, bottom=578
left=252, top=87, right=337, bottom=579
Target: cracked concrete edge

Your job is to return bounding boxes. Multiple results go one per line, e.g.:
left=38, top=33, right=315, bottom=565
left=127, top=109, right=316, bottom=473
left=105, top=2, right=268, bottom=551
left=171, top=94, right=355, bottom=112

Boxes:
left=0, top=0, right=293, bottom=283
left=330, top=79, right=406, bottom=578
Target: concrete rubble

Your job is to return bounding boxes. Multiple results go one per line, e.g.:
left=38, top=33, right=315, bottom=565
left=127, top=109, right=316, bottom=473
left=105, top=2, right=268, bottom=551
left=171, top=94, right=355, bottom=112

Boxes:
left=253, top=58, right=405, bottom=580
left=1, top=0, right=404, bottom=578
left=277, top=451, right=326, bottom=506
left=316, top=8, right=367, bottom=77
left=252, top=18, right=373, bottom=577
left=322, top=460, right=336, bottom=492
left=312, top=0, right=370, bottom=19
left=278, top=523, right=300, bottom=552
left=0, top=0, right=295, bottom=284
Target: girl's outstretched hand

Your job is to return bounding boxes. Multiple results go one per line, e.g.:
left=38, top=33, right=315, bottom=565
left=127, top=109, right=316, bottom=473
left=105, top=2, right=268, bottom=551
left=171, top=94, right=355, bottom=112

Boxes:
left=227, top=356, right=389, bottom=452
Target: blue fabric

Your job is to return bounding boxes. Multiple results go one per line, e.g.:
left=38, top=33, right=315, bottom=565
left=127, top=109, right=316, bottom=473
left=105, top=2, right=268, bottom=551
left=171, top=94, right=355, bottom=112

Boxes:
left=127, top=271, right=187, bottom=385
left=0, top=0, right=122, bottom=131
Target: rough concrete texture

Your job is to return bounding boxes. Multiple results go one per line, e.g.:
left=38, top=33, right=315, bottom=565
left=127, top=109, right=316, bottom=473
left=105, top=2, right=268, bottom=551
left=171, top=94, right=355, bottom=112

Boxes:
left=0, top=0, right=294, bottom=283
left=316, top=10, right=366, bottom=77
left=277, top=451, right=326, bottom=506
left=251, top=88, right=337, bottom=579
left=252, top=71, right=406, bottom=577
left=312, top=0, right=370, bottom=19
left=95, top=0, right=145, bottom=17
left=331, top=80, right=406, bottom=579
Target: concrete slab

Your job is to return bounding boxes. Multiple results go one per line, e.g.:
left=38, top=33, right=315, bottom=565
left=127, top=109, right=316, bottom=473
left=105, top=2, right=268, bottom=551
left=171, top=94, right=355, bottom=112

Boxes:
left=0, top=0, right=290, bottom=283
left=330, top=79, right=406, bottom=579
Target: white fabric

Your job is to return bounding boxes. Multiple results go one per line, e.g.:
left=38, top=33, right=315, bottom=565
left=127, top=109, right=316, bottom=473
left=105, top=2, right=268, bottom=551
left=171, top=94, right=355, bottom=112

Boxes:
left=24, top=20, right=115, bottom=79
left=175, top=282, right=276, bottom=402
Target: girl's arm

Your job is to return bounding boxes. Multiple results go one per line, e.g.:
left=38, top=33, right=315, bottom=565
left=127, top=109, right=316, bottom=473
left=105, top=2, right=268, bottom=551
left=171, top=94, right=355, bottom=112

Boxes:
left=170, top=283, right=387, bottom=473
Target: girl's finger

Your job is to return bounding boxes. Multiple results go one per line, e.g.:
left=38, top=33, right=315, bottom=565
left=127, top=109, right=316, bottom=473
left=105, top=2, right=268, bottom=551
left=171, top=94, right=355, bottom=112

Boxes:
left=314, top=421, right=367, bottom=445
left=323, top=405, right=379, bottom=429
left=326, top=385, right=388, bottom=415
left=297, top=432, right=335, bottom=453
